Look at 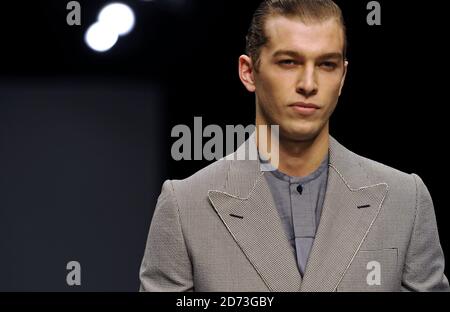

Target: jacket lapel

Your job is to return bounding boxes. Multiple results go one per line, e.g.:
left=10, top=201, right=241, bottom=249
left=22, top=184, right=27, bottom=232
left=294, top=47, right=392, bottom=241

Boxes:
left=300, top=137, right=389, bottom=291
left=207, top=134, right=302, bottom=292
left=208, top=134, right=389, bottom=292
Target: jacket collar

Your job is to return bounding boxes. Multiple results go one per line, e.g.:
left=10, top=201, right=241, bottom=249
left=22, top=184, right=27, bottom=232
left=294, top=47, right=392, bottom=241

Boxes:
left=208, top=132, right=389, bottom=291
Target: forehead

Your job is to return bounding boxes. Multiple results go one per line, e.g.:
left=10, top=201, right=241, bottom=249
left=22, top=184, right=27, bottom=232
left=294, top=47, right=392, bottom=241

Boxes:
left=263, top=15, right=344, bottom=56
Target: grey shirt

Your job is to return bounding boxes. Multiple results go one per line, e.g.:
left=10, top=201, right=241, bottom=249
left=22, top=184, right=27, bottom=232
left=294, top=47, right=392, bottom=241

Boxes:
left=260, top=154, right=329, bottom=276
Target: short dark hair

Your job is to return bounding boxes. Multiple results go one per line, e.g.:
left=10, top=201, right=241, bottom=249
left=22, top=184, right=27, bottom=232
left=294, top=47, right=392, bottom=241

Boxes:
left=245, top=0, right=347, bottom=70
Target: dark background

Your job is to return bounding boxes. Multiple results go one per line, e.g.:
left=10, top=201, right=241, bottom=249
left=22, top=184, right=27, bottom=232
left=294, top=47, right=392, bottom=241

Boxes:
left=0, top=0, right=447, bottom=291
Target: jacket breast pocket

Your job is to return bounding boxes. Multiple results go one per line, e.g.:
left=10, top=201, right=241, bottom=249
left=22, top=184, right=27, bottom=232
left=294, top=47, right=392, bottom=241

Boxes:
left=336, top=248, right=399, bottom=292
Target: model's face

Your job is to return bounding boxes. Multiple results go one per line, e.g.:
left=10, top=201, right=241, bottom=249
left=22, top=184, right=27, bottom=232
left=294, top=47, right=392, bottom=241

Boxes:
left=249, top=16, right=348, bottom=142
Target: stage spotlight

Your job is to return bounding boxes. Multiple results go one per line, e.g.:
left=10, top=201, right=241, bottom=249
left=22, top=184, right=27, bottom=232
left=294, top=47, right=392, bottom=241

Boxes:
left=84, top=22, right=119, bottom=52
left=85, top=2, right=135, bottom=53
left=98, top=3, right=135, bottom=36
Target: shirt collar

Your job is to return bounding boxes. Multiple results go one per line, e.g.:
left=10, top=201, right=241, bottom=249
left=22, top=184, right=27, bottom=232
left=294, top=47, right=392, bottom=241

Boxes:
left=259, top=150, right=329, bottom=184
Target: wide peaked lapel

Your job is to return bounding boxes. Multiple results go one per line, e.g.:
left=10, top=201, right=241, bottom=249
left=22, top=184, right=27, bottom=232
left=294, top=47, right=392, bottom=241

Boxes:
left=207, top=133, right=389, bottom=292
left=207, top=133, right=302, bottom=292
left=300, top=136, right=389, bottom=291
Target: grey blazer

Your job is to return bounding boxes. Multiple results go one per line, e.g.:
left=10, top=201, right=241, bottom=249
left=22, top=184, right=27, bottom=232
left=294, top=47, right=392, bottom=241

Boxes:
left=139, top=135, right=449, bottom=292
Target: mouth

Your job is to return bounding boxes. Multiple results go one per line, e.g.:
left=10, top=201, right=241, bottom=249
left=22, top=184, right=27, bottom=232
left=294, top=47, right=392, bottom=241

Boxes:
left=288, top=102, right=320, bottom=116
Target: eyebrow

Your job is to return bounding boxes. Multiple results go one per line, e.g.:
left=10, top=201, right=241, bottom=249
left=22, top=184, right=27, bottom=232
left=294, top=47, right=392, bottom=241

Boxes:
left=272, top=50, right=343, bottom=61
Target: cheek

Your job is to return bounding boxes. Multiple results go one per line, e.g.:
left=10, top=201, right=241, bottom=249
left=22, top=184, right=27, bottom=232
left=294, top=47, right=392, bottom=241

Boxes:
left=259, top=73, right=292, bottom=102
left=320, top=76, right=344, bottom=99
left=255, top=79, right=276, bottom=105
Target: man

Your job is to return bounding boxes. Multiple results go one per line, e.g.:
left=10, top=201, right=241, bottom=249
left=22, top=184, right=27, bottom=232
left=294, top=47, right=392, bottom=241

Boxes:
left=139, top=0, right=449, bottom=291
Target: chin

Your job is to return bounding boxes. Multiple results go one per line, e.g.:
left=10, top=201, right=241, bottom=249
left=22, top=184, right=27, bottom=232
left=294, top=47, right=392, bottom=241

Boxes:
left=280, top=128, right=318, bottom=142
left=279, top=122, right=320, bottom=142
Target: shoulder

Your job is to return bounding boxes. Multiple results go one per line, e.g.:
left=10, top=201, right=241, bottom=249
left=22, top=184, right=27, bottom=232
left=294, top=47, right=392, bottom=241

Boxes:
left=167, top=157, right=231, bottom=200
left=357, top=152, right=414, bottom=184
left=332, top=136, right=414, bottom=183
left=342, top=144, right=428, bottom=207
left=330, top=136, right=423, bottom=202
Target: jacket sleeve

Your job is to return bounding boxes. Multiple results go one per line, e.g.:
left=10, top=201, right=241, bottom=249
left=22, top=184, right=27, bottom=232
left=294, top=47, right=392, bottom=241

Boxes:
left=401, top=174, right=449, bottom=291
left=139, top=180, right=194, bottom=292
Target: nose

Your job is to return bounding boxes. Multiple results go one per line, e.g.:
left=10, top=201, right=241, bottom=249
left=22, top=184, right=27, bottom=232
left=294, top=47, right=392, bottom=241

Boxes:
left=296, top=64, right=318, bottom=98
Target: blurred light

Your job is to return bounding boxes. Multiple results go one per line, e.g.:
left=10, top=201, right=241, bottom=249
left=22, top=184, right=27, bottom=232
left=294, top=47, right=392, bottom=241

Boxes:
left=85, top=2, right=135, bottom=53
left=98, top=3, right=135, bottom=36
left=85, top=22, right=119, bottom=52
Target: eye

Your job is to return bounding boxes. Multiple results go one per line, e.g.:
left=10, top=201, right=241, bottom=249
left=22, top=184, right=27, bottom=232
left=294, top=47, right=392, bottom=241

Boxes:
left=320, top=62, right=338, bottom=70
left=278, top=59, right=297, bottom=66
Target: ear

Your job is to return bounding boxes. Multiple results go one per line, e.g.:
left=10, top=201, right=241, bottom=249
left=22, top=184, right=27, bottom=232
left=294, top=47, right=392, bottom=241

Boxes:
left=338, top=60, right=348, bottom=96
left=239, top=55, right=256, bottom=93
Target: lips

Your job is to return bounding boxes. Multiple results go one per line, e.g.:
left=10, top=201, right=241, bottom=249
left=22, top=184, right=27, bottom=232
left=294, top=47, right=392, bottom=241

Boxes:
left=289, top=102, right=320, bottom=109
left=288, top=102, right=320, bottom=116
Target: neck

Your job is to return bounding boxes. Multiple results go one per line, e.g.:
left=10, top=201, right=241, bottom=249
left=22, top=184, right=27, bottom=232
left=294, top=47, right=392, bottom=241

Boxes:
left=256, top=123, right=329, bottom=177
